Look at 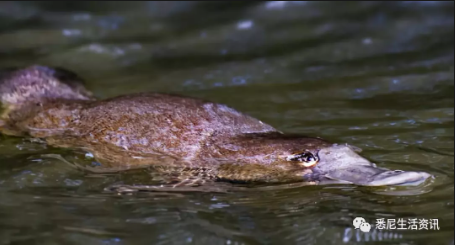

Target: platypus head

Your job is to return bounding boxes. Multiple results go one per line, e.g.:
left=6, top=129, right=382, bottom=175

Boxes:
left=215, top=133, right=433, bottom=187
left=307, top=144, right=433, bottom=186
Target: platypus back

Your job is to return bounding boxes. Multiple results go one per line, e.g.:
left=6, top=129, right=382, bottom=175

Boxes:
left=0, top=66, right=278, bottom=156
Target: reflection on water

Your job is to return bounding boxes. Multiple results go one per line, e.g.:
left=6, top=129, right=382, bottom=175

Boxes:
left=0, top=1, right=453, bottom=245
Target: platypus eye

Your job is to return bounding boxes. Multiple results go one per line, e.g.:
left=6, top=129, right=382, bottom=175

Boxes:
left=286, top=152, right=319, bottom=167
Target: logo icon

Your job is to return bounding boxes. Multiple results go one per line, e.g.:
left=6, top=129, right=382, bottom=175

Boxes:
left=353, top=217, right=371, bottom=233
left=360, top=222, right=372, bottom=233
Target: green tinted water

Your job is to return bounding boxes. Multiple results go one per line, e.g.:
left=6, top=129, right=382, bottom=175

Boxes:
left=0, top=2, right=453, bottom=245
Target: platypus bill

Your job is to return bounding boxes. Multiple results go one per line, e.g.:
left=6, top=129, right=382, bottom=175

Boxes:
left=0, top=65, right=433, bottom=190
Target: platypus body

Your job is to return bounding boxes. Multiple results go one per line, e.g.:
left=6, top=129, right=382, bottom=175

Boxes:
left=0, top=66, right=432, bottom=187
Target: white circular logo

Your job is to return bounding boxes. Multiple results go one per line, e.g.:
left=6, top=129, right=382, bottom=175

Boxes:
left=353, top=217, right=366, bottom=229
left=353, top=217, right=371, bottom=233
left=360, top=222, right=372, bottom=233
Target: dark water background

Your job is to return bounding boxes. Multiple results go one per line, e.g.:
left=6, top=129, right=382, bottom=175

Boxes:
left=0, top=1, right=453, bottom=245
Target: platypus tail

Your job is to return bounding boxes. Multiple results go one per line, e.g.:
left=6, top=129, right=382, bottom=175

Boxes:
left=0, top=65, right=95, bottom=107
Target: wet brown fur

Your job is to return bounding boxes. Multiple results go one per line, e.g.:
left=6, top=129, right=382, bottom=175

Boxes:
left=0, top=65, right=331, bottom=183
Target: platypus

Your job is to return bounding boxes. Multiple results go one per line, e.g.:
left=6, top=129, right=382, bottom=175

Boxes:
left=0, top=65, right=433, bottom=187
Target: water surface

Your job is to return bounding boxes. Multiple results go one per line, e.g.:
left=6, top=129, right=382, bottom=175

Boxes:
left=0, top=1, right=453, bottom=245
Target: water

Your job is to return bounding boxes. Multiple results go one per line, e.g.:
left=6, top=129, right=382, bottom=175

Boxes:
left=0, top=1, right=453, bottom=244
